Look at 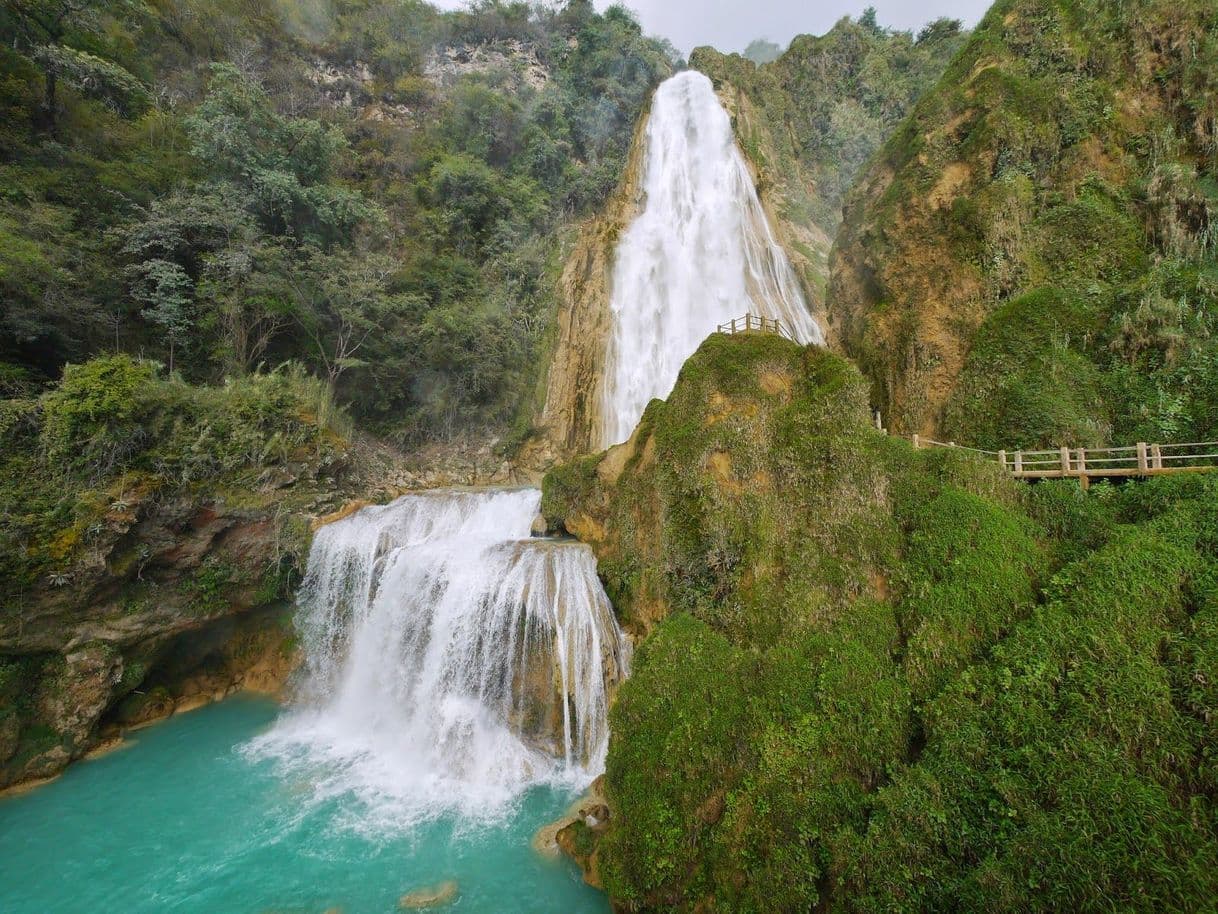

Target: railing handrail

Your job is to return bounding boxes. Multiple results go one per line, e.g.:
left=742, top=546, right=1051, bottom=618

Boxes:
left=904, top=433, right=1218, bottom=483
left=717, top=313, right=792, bottom=340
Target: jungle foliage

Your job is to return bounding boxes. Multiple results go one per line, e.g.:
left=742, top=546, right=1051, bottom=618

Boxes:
left=543, top=333, right=1218, bottom=913
left=830, top=0, right=1218, bottom=448
left=0, top=354, right=348, bottom=600
left=0, top=0, right=675, bottom=443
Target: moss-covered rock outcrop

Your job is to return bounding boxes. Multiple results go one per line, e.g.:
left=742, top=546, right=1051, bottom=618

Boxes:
left=830, top=0, right=1218, bottom=446
left=543, top=333, right=1218, bottom=911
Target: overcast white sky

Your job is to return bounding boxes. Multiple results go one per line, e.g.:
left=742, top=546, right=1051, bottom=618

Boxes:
left=430, top=1, right=994, bottom=54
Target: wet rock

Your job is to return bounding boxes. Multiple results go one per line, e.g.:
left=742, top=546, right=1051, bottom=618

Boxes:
left=530, top=513, right=548, bottom=537
left=0, top=711, right=20, bottom=764
left=399, top=880, right=459, bottom=909
left=38, top=643, right=122, bottom=752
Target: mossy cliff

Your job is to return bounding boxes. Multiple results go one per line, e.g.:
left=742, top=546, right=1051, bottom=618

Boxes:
left=830, top=0, right=1218, bottom=446
left=0, top=356, right=367, bottom=789
left=691, top=17, right=967, bottom=307
left=543, top=334, right=1218, bottom=912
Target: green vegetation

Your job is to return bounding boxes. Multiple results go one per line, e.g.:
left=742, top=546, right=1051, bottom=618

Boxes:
left=0, top=354, right=347, bottom=599
left=0, top=0, right=674, bottom=445
left=693, top=13, right=968, bottom=235
left=831, top=0, right=1218, bottom=448
left=544, top=334, right=1218, bottom=912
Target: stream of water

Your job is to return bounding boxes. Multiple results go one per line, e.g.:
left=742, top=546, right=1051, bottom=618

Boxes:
left=599, top=69, right=823, bottom=448
left=250, top=488, right=629, bottom=831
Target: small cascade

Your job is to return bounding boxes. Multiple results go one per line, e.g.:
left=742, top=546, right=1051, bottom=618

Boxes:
left=599, top=69, right=823, bottom=448
left=250, top=488, right=628, bottom=827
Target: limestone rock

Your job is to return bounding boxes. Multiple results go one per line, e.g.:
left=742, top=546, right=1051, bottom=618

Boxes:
left=399, top=880, right=459, bottom=909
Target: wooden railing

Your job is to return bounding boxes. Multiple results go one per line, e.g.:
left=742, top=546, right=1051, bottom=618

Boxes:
left=910, top=434, right=1218, bottom=487
left=717, top=313, right=792, bottom=339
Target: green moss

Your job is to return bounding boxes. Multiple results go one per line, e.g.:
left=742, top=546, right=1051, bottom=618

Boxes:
left=180, top=558, right=241, bottom=616
left=540, top=453, right=601, bottom=533
left=550, top=335, right=1218, bottom=911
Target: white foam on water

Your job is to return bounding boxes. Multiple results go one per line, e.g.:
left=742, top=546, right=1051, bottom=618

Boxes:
left=247, top=488, right=629, bottom=832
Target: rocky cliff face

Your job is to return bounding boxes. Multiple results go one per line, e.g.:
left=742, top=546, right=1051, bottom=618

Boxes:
left=0, top=471, right=350, bottom=790
left=536, top=106, right=651, bottom=457
left=829, top=0, right=1218, bottom=445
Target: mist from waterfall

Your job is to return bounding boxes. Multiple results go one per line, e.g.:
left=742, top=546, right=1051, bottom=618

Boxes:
left=599, top=70, right=822, bottom=448
left=248, top=488, right=629, bottom=830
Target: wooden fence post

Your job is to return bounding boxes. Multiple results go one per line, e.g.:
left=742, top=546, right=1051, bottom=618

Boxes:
left=1060, top=446, right=1071, bottom=475
left=1137, top=442, right=1148, bottom=473
left=1076, top=447, right=1088, bottom=489
left=1151, top=444, right=1163, bottom=469
left=999, top=449, right=1007, bottom=471
left=912, top=433, right=920, bottom=449
left=1014, top=451, right=1023, bottom=474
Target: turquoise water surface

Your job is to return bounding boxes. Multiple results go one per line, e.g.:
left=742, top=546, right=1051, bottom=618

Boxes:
left=0, top=697, right=609, bottom=914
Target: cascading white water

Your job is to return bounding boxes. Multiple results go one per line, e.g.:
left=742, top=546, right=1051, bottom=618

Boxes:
left=599, top=70, right=823, bottom=448
left=248, top=488, right=629, bottom=829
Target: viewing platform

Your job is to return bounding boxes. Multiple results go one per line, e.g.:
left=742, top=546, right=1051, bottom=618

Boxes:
left=716, top=313, right=793, bottom=340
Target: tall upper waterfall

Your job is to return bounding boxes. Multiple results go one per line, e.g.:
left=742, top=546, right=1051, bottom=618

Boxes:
left=599, top=70, right=823, bottom=448
left=249, top=488, right=629, bottom=828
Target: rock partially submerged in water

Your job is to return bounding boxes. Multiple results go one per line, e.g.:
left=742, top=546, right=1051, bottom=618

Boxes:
left=399, top=880, right=459, bottom=909
left=536, top=776, right=610, bottom=888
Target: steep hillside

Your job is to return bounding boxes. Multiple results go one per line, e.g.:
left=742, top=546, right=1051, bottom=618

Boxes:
left=830, top=0, right=1218, bottom=446
left=0, top=0, right=674, bottom=446
left=691, top=15, right=967, bottom=305
left=0, top=357, right=358, bottom=787
left=543, top=332, right=1218, bottom=912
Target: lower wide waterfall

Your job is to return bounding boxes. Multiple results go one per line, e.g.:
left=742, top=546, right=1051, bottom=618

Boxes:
left=249, top=488, right=629, bottom=828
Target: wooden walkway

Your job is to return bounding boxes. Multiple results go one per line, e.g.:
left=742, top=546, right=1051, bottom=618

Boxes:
left=717, top=314, right=793, bottom=340
left=712, top=320, right=1217, bottom=488
left=910, top=434, right=1218, bottom=487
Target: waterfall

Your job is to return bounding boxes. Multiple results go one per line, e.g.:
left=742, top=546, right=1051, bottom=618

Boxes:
left=599, top=70, right=823, bottom=448
left=248, top=488, right=629, bottom=829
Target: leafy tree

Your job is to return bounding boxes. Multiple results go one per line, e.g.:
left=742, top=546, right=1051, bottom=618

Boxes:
left=197, top=240, right=294, bottom=374
left=186, top=63, right=379, bottom=241
left=130, top=259, right=192, bottom=373
left=287, top=249, right=407, bottom=390
left=4, top=0, right=144, bottom=131
left=743, top=38, right=782, bottom=65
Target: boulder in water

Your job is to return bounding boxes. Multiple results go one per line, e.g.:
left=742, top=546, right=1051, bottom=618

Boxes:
left=530, top=512, right=548, bottom=537
left=399, top=880, right=459, bottom=909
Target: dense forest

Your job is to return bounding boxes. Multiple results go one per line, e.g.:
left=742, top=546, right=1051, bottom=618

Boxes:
left=1, top=0, right=675, bottom=442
